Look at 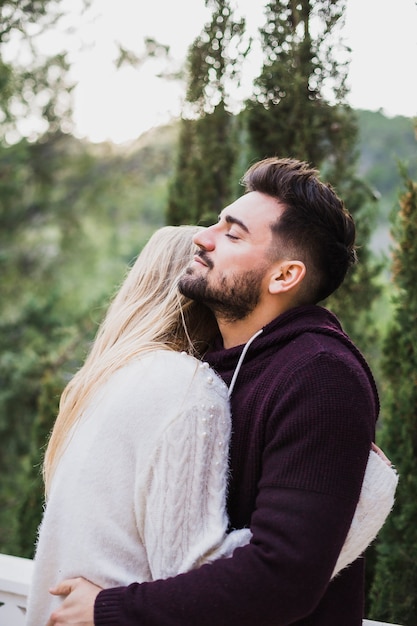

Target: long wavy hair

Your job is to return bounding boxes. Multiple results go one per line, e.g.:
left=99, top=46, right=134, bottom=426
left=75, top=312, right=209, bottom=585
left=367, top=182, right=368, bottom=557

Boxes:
left=43, top=225, right=217, bottom=494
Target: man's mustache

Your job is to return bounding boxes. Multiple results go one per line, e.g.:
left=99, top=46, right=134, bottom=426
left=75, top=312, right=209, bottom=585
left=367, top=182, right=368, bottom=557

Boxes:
left=196, top=251, right=214, bottom=270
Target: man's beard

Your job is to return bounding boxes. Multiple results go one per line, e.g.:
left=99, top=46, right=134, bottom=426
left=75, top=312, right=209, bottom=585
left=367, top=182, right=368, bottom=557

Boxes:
left=179, top=265, right=266, bottom=323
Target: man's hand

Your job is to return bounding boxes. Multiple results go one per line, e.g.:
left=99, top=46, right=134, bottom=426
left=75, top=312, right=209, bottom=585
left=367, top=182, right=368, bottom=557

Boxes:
left=46, top=577, right=102, bottom=626
left=371, top=442, right=392, bottom=466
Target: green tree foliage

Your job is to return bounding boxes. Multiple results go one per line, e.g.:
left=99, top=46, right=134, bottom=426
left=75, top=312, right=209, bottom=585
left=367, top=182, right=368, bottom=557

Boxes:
left=0, top=294, right=93, bottom=555
left=0, top=0, right=75, bottom=143
left=166, top=0, right=247, bottom=226
left=368, top=167, right=417, bottom=625
left=357, top=110, right=417, bottom=219
left=245, top=0, right=351, bottom=164
left=167, top=104, right=240, bottom=226
left=324, top=167, right=384, bottom=369
left=0, top=134, right=98, bottom=555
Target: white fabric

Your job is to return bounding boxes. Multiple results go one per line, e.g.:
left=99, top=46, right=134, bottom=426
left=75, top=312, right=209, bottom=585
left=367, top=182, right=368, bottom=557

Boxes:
left=332, top=448, right=398, bottom=578
left=25, top=351, right=245, bottom=626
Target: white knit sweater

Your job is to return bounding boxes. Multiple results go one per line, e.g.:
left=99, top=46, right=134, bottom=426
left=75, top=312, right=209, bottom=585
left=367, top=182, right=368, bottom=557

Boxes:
left=25, top=350, right=249, bottom=626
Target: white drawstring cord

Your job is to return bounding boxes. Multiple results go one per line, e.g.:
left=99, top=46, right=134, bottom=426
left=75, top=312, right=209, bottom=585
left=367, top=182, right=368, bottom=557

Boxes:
left=228, top=329, right=263, bottom=398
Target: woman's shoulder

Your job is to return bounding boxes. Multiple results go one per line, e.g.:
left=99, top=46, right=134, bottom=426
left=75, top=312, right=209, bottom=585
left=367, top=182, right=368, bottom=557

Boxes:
left=121, top=350, right=228, bottom=400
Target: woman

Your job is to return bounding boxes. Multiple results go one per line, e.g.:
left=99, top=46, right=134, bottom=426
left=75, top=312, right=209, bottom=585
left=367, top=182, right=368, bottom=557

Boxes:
left=26, top=226, right=397, bottom=626
left=25, top=226, right=250, bottom=626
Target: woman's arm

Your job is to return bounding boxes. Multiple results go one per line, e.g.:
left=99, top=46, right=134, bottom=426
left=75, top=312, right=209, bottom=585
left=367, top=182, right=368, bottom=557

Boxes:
left=332, top=446, right=398, bottom=578
left=140, top=387, right=236, bottom=579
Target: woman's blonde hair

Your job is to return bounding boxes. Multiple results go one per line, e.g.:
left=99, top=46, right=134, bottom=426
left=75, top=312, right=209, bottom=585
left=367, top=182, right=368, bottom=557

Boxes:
left=43, top=225, right=217, bottom=494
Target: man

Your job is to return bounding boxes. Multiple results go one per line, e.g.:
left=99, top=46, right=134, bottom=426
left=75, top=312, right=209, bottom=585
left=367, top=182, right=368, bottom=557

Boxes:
left=47, top=157, right=380, bottom=625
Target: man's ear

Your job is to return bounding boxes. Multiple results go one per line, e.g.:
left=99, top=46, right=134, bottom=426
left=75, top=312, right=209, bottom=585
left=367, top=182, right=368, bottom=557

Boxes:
left=268, top=261, right=306, bottom=295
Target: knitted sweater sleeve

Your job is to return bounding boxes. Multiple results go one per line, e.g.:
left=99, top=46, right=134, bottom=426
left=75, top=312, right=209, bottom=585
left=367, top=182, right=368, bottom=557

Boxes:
left=138, top=368, right=249, bottom=580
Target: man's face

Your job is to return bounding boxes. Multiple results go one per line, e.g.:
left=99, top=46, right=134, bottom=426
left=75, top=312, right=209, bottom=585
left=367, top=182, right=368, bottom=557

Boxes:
left=179, top=191, right=284, bottom=322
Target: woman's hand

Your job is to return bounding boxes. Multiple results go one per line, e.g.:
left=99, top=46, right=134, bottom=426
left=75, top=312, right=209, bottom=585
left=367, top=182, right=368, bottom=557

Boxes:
left=371, top=442, right=392, bottom=467
left=46, top=577, right=102, bottom=626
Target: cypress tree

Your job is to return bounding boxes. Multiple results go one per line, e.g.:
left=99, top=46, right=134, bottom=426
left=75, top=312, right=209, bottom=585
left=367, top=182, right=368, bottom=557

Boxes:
left=165, top=118, right=200, bottom=225
left=368, top=167, right=417, bottom=624
left=166, top=0, right=247, bottom=226
left=245, top=0, right=382, bottom=359
left=245, top=0, right=350, bottom=164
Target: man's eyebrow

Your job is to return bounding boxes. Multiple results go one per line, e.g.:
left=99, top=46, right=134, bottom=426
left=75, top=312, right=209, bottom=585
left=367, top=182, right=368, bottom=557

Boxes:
left=220, top=213, right=250, bottom=234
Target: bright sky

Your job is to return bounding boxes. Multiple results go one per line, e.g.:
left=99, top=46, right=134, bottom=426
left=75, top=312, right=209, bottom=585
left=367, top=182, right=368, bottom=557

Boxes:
left=21, top=0, right=417, bottom=143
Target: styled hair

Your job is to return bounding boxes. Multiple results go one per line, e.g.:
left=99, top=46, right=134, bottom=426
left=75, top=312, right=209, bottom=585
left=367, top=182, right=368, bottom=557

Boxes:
left=242, top=157, right=357, bottom=303
left=43, top=225, right=217, bottom=494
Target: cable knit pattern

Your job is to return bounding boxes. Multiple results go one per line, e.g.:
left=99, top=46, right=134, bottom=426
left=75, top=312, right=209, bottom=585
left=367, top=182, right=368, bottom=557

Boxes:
left=25, top=351, right=237, bottom=626
left=142, top=360, right=232, bottom=579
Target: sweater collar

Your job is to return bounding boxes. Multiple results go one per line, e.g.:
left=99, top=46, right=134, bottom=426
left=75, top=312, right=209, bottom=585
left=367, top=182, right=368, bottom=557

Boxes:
left=208, top=304, right=343, bottom=358
left=206, top=304, right=379, bottom=411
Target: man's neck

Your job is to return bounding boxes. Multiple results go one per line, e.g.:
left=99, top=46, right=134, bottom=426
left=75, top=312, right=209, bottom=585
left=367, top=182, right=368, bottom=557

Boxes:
left=215, top=291, right=303, bottom=348
left=217, top=307, right=281, bottom=349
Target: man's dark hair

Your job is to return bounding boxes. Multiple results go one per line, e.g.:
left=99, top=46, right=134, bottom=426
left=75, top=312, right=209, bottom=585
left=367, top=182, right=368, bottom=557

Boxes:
left=241, top=157, right=357, bottom=303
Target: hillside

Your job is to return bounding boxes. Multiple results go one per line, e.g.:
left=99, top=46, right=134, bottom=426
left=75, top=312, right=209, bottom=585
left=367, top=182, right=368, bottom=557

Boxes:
left=355, top=109, right=416, bottom=255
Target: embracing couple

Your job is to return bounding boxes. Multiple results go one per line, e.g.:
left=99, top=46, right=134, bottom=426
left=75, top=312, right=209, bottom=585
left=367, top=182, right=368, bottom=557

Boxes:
left=26, top=157, right=397, bottom=626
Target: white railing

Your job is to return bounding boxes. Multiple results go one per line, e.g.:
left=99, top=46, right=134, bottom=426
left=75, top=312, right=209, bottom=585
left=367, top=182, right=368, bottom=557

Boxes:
left=0, top=553, right=33, bottom=625
left=0, top=553, right=401, bottom=626
left=364, top=623, right=402, bottom=626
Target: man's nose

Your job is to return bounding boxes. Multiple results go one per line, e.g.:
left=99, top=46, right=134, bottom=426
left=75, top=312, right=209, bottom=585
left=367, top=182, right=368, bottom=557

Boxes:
left=193, top=226, right=216, bottom=251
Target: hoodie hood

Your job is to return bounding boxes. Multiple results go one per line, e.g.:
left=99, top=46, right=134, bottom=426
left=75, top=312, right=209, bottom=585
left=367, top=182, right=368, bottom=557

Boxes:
left=206, top=304, right=380, bottom=414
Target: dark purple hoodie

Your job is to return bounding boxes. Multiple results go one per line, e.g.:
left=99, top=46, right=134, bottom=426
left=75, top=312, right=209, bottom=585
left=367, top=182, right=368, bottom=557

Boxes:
left=95, top=305, right=378, bottom=626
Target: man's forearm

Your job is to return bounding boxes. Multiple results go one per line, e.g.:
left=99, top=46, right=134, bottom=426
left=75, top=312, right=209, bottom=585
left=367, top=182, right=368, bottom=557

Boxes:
left=95, top=488, right=356, bottom=626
